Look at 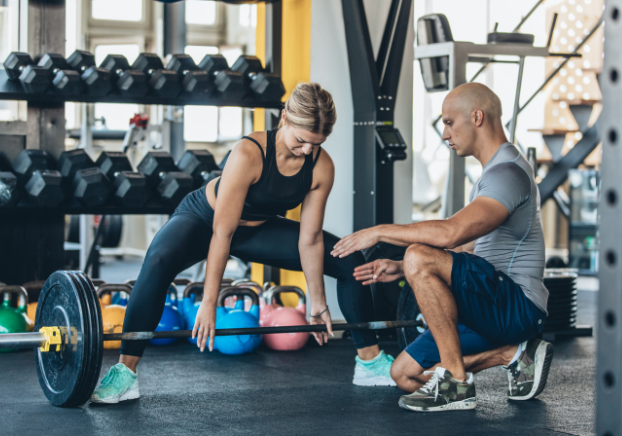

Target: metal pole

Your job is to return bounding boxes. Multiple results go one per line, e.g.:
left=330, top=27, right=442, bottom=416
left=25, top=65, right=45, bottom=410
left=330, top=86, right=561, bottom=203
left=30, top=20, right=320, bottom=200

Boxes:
left=597, top=1, right=622, bottom=434
left=509, top=56, right=525, bottom=144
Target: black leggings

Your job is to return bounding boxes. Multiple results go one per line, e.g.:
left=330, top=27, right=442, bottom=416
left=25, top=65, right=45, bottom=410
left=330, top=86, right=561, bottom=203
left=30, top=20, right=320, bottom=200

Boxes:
left=121, top=190, right=378, bottom=356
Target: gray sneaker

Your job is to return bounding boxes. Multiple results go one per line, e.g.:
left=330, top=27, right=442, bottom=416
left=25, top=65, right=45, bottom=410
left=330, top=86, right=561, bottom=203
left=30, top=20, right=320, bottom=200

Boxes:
left=504, top=338, right=554, bottom=401
left=398, top=367, right=477, bottom=412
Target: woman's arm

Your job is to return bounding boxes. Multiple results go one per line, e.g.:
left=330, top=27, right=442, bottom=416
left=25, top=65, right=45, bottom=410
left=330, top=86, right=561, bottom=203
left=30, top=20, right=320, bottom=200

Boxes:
left=194, top=140, right=262, bottom=352
left=298, top=150, right=335, bottom=345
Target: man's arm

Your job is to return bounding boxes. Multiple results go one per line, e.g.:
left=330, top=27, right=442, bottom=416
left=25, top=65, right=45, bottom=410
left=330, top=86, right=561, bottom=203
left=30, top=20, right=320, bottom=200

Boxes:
left=331, top=197, right=509, bottom=258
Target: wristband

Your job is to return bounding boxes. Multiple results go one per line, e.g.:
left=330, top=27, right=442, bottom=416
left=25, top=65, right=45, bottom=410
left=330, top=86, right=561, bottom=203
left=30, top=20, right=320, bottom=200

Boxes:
left=310, top=306, right=329, bottom=318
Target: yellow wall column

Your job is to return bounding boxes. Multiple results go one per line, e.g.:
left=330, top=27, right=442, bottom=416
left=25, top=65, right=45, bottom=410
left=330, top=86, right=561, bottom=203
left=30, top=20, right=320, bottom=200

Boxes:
left=251, top=1, right=312, bottom=306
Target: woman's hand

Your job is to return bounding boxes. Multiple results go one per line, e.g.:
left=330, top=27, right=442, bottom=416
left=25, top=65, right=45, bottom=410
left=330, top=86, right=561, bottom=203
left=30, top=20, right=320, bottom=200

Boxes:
left=192, top=300, right=217, bottom=352
left=310, top=307, right=333, bottom=345
left=353, top=259, right=404, bottom=285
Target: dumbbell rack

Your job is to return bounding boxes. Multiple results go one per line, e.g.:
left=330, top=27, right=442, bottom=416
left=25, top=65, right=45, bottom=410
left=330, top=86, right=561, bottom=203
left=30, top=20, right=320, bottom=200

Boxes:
left=0, top=70, right=283, bottom=109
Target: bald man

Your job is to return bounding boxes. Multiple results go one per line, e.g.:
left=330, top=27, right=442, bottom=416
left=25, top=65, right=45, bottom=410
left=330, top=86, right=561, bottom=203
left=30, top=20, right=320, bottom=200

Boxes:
left=331, top=83, right=552, bottom=412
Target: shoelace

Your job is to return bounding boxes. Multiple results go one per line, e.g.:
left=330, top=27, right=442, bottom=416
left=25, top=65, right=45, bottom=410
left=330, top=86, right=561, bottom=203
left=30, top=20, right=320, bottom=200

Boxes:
left=503, top=362, right=520, bottom=392
left=420, top=371, right=441, bottom=400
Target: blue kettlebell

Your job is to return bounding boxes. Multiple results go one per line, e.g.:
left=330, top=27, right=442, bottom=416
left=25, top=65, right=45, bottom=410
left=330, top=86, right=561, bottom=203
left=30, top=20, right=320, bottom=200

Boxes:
left=214, top=287, right=261, bottom=355
left=150, top=284, right=183, bottom=346
left=182, top=281, right=250, bottom=345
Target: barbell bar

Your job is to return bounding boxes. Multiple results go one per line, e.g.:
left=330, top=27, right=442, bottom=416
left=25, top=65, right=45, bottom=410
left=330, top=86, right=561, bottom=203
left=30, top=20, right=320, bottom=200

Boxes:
left=0, top=320, right=424, bottom=350
left=1, top=270, right=424, bottom=408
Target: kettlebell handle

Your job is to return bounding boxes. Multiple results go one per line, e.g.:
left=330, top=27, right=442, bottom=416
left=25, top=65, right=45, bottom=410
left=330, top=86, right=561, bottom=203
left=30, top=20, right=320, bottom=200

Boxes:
left=21, top=281, right=46, bottom=293
left=173, top=278, right=191, bottom=287
left=232, top=279, right=262, bottom=295
left=96, top=283, right=133, bottom=299
left=217, top=287, right=259, bottom=308
left=0, top=285, right=29, bottom=307
left=264, top=286, right=306, bottom=306
left=183, top=281, right=241, bottom=298
left=91, top=279, right=106, bottom=287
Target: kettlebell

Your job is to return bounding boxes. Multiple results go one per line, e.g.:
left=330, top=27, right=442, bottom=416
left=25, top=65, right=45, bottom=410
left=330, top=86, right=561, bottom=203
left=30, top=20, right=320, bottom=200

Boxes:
left=172, top=278, right=191, bottom=317
left=150, top=284, right=183, bottom=346
left=214, top=287, right=261, bottom=355
left=22, top=281, right=45, bottom=324
left=232, top=279, right=262, bottom=310
left=97, top=284, right=132, bottom=350
left=261, top=286, right=309, bottom=351
left=0, top=285, right=33, bottom=352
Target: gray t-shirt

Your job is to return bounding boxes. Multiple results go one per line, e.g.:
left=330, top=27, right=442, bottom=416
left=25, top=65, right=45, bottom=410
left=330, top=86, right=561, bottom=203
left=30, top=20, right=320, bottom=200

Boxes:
left=470, top=142, right=548, bottom=313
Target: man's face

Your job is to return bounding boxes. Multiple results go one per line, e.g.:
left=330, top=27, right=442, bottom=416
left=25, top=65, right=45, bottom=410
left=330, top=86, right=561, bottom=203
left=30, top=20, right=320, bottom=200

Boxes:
left=441, top=98, right=477, bottom=157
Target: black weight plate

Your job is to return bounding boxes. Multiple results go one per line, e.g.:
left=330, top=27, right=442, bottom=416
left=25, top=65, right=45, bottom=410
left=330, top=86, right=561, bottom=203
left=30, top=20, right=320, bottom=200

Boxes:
left=396, top=282, right=426, bottom=350
left=547, top=298, right=578, bottom=308
left=34, top=271, right=90, bottom=407
left=69, top=272, right=103, bottom=405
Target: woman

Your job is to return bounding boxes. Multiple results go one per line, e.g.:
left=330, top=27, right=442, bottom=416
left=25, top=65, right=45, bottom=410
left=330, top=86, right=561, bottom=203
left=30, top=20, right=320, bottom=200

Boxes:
left=91, top=83, right=395, bottom=404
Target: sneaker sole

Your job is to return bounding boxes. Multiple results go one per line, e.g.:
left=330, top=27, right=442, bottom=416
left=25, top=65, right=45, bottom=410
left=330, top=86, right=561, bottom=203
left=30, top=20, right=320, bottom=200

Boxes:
left=353, top=376, right=397, bottom=387
left=509, top=341, right=554, bottom=401
left=398, top=397, right=477, bottom=412
left=90, top=386, right=140, bottom=404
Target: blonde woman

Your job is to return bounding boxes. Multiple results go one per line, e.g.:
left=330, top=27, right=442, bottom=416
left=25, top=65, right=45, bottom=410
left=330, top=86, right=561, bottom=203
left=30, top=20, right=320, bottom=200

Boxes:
left=91, top=83, right=396, bottom=404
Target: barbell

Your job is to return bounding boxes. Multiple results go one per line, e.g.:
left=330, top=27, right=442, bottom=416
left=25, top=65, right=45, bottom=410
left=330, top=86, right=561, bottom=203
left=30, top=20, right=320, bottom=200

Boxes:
left=0, top=271, right=424, bottom=408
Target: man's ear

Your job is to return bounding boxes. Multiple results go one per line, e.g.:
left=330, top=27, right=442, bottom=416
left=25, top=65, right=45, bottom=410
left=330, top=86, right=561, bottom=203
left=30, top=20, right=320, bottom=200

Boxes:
left=473, top=108, right=484, bottom=127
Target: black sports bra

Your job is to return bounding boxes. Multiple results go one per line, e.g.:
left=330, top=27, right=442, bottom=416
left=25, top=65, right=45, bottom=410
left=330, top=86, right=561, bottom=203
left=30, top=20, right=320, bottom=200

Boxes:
left=215, top=129, right=322, bottom=221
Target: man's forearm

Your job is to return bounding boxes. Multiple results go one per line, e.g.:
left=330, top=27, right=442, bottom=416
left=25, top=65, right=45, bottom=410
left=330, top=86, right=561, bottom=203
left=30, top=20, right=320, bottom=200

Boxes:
left=376, top=220, right=459, bottom=249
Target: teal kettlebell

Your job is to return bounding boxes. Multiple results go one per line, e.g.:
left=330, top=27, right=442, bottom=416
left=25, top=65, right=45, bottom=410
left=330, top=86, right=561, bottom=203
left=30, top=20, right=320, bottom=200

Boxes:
left=214, top=287, right=261, bottom=355
left=0, top=285, right=32, bottom=352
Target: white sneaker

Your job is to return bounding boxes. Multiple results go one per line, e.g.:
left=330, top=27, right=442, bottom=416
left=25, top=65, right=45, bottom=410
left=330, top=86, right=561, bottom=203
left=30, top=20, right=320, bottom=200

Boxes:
left=353, top=350, right=397, bottom=386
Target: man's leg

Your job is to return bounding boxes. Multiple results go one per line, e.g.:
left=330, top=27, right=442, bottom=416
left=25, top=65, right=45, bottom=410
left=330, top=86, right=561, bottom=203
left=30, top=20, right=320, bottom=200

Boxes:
left=391, top=345, right=518, bottom=393
left=403, top=243, right=466, bottom=380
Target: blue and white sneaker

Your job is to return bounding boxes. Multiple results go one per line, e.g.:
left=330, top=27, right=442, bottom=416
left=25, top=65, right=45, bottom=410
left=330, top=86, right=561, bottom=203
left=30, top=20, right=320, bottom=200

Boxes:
left=90, top=363, right=140, bottom=404
left=353, top=350, right=397, bottom=386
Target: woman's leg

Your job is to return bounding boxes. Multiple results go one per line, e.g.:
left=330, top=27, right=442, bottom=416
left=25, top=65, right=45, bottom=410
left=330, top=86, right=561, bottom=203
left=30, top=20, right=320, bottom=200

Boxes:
left=229, top=217, right=379, bottom=357
left=120, top=214, right=212, bottom=370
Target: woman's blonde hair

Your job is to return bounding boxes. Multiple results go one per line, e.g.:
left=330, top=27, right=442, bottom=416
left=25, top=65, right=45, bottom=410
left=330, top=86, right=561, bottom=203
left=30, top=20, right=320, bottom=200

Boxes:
left=279, top=82, right=337, bottom=137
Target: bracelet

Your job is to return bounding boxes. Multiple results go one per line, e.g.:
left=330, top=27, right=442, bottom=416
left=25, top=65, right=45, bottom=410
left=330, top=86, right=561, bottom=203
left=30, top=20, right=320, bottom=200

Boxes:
left=310, top=306, right=329, bottom=318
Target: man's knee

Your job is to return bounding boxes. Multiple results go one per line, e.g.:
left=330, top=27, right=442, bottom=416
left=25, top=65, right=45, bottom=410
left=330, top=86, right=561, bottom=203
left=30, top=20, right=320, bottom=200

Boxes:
left=391, top=352, right=424, bottom=391
left=403, top=243, right=438, bottom=282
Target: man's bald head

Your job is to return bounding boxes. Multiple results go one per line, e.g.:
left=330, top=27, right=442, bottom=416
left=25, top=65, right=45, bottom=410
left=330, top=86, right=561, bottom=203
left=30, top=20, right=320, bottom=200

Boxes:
left=441, top=83, right=508, bottom=160
left=444, top=83, right=503, bottom=124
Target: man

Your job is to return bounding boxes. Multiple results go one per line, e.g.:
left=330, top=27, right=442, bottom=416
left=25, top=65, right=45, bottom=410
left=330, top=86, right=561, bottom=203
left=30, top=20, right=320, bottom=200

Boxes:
left=331, top=83, right=552, bottom=412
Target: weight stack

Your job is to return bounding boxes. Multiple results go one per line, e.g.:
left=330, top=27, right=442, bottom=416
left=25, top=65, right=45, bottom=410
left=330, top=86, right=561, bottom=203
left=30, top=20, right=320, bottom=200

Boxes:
left=543, top=269, right=578, bottom=332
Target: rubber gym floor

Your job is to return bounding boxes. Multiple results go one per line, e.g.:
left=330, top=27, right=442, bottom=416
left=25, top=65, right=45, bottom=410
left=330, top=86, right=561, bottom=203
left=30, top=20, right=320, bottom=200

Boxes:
left=0, top=288, right=595, bottom=436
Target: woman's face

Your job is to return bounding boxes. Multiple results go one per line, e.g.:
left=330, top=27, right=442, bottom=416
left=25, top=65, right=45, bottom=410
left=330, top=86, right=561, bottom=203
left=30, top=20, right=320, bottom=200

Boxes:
left=280, top=112, right=327, bottom=157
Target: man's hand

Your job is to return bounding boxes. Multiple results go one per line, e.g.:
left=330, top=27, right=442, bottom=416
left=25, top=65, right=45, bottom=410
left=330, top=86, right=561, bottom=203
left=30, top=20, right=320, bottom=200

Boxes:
left=353, top=259, right=404, bottom=285
left=331, top=227, right=379, bottom=258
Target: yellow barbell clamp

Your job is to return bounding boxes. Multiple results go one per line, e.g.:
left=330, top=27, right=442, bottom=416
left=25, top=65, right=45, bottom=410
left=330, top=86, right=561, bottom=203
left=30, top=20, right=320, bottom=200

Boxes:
left=39, top=326, right=62, bottom=352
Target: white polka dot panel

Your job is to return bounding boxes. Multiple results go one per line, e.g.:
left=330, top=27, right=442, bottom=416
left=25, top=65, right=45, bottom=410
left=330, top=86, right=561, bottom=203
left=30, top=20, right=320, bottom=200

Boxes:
left=543, top=0, right=603, bottom=140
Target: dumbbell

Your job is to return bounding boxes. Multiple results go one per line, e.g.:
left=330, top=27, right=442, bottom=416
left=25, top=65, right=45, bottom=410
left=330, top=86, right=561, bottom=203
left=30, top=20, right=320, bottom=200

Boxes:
left=231, top=55, right=286, bottom=102
left=12, top=150, right=64, bottom=207
left=165, top=54, right=210, bottom=95
left=197, top=54, right=245, bottom=100
left=37, top=53, right=82, bottom=95
left=95, top=151, right=149, bottom=207
left=66, top=50, right=112, bottom=97
left=176, top=150, right=220, bottom=189
left=99, top=54, right=149, bottom=98
left=131, top=53, right=181, bottom=98
left=58, top=149, right=110, bottom=207
left=3, top=52, right=51, bottom=94
left=0, top=172, right=20, bottom=206
left=137, top=151, right=193, bottom=206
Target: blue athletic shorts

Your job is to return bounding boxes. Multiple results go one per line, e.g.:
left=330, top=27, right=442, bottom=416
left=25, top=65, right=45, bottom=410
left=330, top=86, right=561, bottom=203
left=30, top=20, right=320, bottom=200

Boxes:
left=405, top=251, right=546, bottom=369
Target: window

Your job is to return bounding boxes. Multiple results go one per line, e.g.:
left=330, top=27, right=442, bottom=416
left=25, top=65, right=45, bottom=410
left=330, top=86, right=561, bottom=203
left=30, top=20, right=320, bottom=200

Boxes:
left=92, top=0, right=142, bottom=21
left=92, top=44, right=141, bottom=131
left=239, top=4, right=257, bottom=28
left=185, top=0, right=216, bottom=25
left=183, top=45, right=243, bottom=142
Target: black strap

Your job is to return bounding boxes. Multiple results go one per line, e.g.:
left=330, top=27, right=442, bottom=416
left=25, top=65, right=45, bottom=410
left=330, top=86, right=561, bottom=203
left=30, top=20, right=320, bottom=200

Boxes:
left=242, top=136, right=265, bottom=159
left=313, top=147, right=323, bottom=167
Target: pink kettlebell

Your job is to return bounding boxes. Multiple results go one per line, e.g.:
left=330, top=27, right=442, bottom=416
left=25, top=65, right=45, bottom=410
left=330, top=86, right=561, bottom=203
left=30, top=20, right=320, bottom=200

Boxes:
left=261, top=286, right=309, bottom=351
